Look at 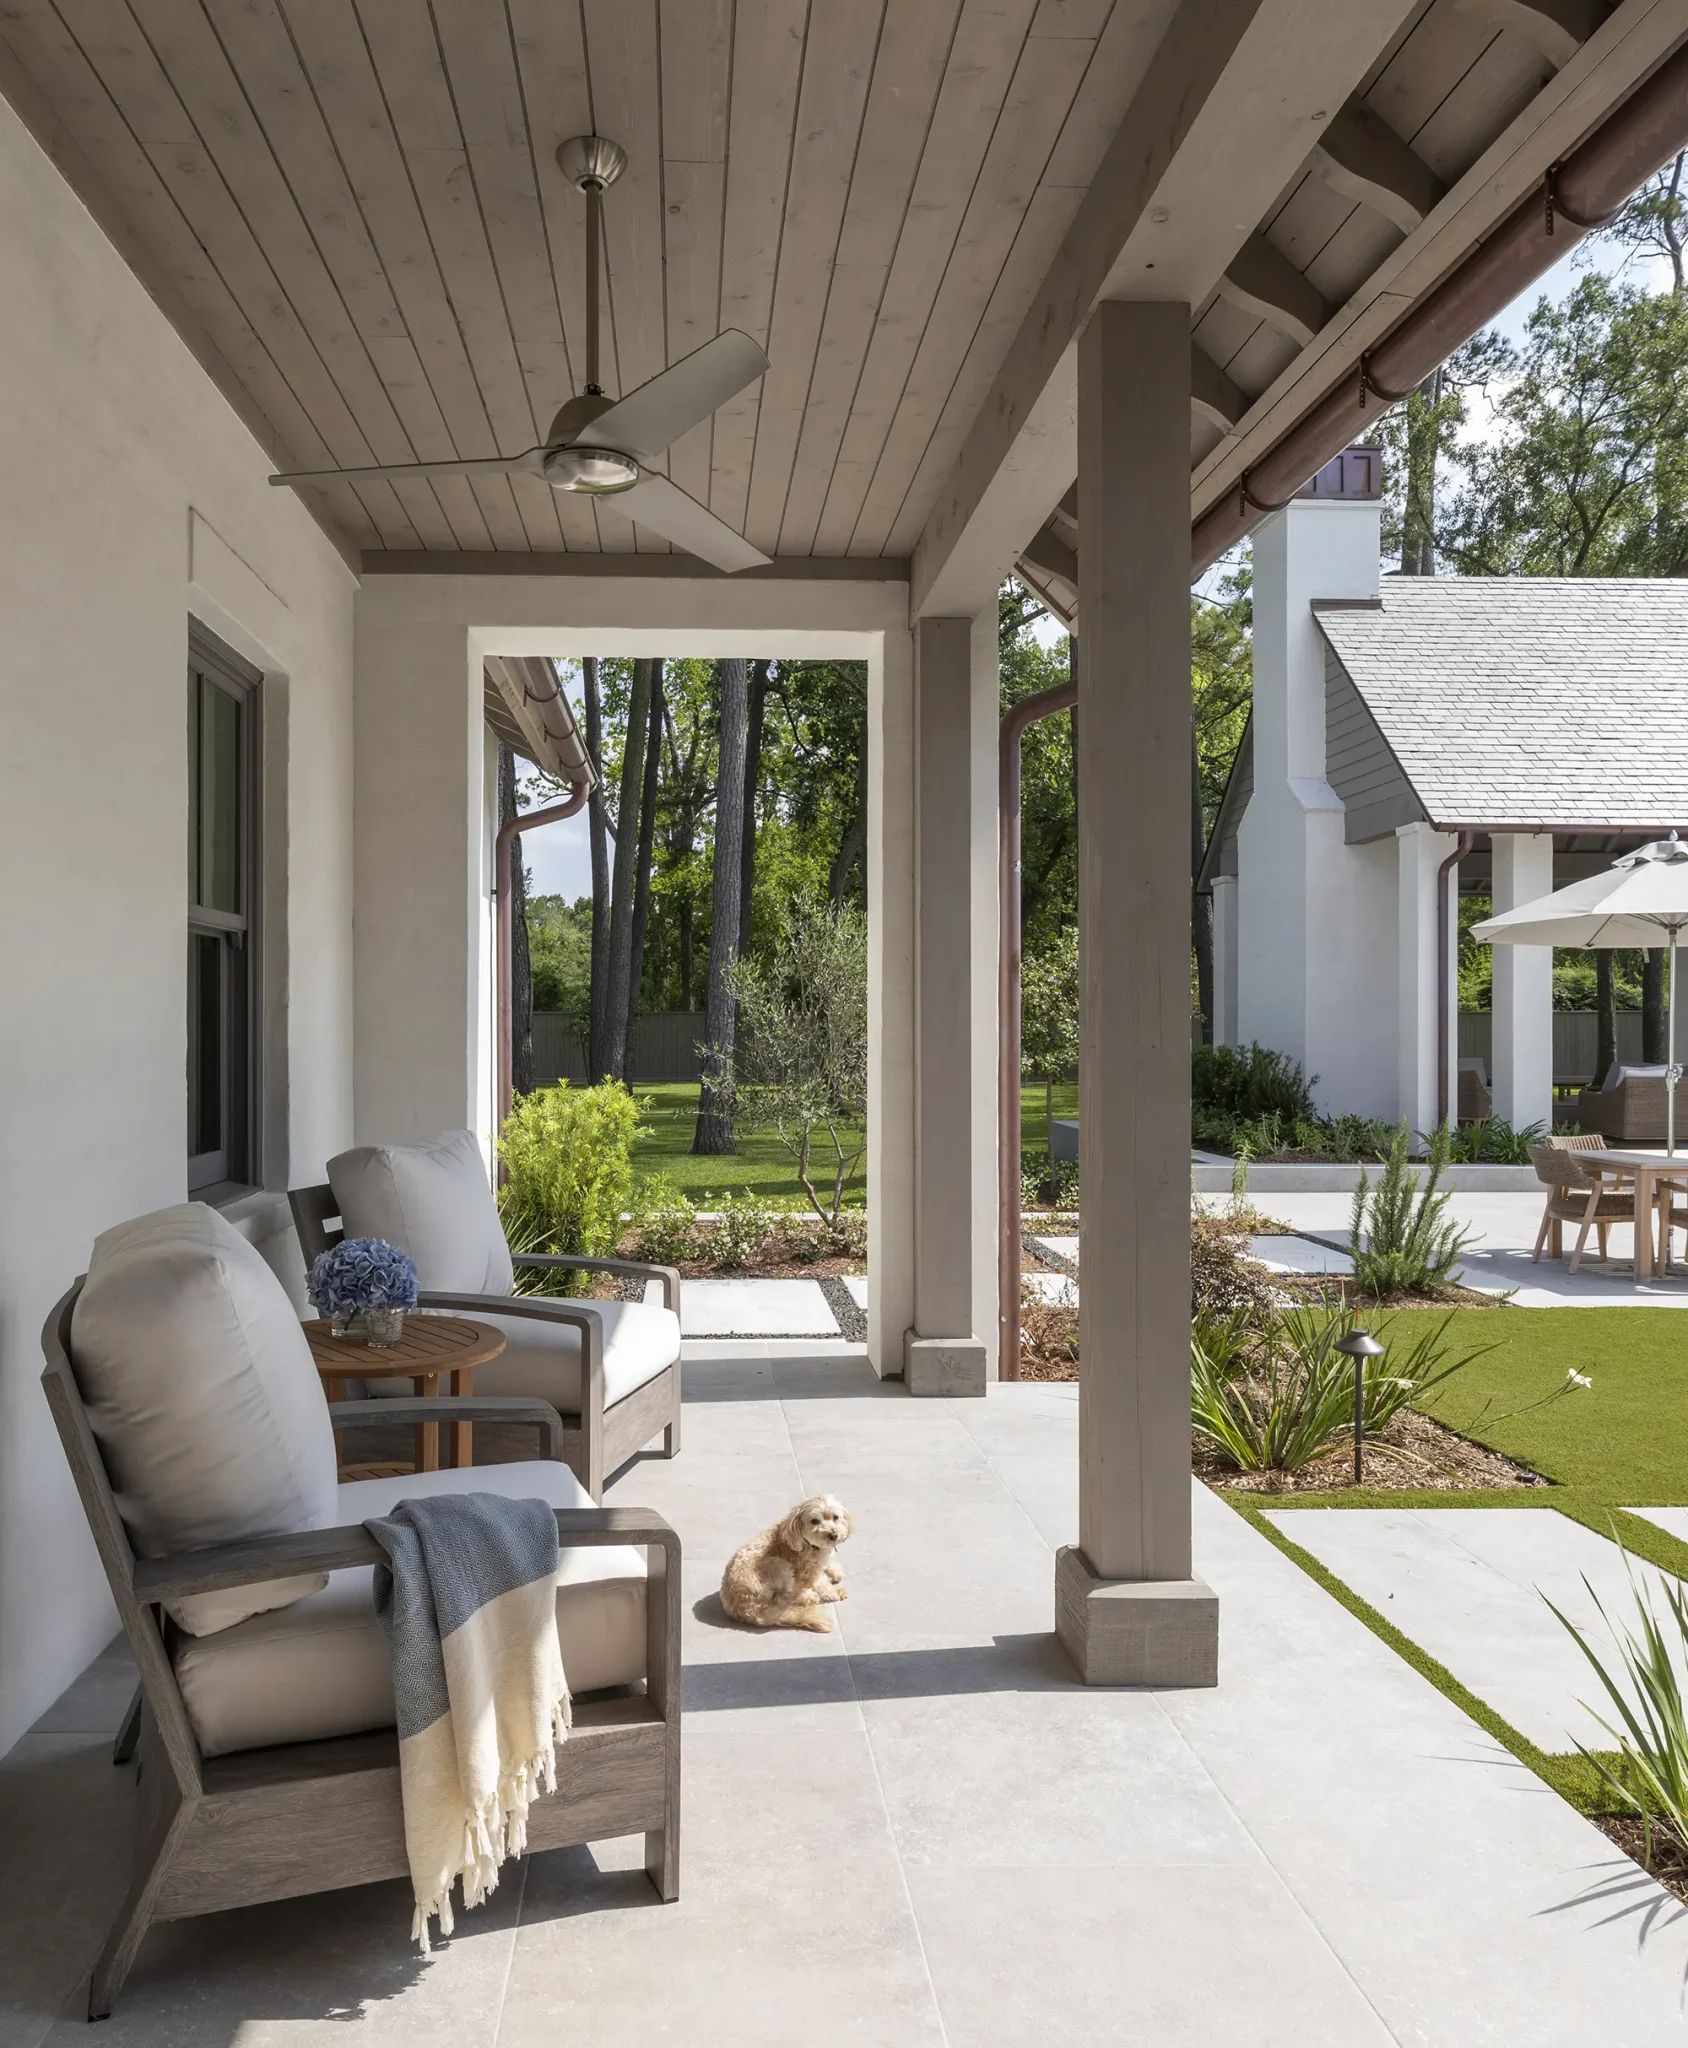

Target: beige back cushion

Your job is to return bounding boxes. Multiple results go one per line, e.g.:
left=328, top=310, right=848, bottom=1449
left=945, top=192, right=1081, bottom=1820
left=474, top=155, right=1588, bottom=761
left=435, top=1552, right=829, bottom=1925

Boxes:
left=70, top=1203, right=339, bottom=1636
left=328, top=1130, right=513, bottom=1297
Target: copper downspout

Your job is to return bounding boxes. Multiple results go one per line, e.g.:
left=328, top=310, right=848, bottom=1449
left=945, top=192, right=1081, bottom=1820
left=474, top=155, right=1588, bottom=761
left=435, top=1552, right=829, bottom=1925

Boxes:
left=1436, top=831, right=1476, bottom=1131
left=1192, top=35, right=1688, bottom=576
left=496, top=779, right=592, bottom=1134
left=999, top=668, right=1078, bottom=1380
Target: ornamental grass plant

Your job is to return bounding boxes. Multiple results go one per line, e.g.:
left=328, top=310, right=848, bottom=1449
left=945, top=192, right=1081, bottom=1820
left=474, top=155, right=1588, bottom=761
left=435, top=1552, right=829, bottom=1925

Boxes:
left=1350, top=1122, right=1473, bottom=1299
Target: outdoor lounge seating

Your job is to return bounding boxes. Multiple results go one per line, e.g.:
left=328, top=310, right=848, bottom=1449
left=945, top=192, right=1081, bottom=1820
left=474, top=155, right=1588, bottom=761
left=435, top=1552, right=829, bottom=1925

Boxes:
left=1528, top=1136, right=1635, bottom=1272
left=39, top=1202, right=679, bottom=2019
left=291, top=1130, right=682, bottom=1499
left=1457, top=1057, right=1493, bottom=1124
left=1575, top=1067, right=1670, bottom=1144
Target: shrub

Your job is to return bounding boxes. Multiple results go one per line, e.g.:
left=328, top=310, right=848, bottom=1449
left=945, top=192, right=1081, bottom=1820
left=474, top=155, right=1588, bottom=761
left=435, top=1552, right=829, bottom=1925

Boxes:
left=500, top=1082, right=642, bottom=1286
left=1349, top=1123, right=1472, bottom=1299
left=1444, top=1116, right=1546, bottom=1164
left=706, top=1191, right=778, bottom=1270
left=1192, top=1042, right=1317, bottom=1124
left=1191, top=1209, right=1278, bottom=1319
left=821, top=1208, right=868, bottom=1259
left=636, top=1174, right=696, bottom=1265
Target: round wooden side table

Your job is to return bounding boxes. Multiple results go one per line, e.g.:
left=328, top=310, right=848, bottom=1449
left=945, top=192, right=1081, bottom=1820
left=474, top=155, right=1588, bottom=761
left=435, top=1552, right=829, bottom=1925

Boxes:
left=303, top=1315, right=507, bottom=1479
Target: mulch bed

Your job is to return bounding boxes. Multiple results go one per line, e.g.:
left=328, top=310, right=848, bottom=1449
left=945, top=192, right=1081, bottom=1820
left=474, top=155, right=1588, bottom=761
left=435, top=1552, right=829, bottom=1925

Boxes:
left=1273, top=1274, right=1505, bottom=1312
left=1593, top=1817, right=1688, bottom=1907
left=1197, top=1405, right=1544, bottom=1494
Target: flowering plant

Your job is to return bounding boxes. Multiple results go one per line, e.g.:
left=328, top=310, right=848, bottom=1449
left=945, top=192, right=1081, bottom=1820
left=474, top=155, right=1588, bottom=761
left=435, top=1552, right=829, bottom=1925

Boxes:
left=306, top=1237, right=419, bottom=1319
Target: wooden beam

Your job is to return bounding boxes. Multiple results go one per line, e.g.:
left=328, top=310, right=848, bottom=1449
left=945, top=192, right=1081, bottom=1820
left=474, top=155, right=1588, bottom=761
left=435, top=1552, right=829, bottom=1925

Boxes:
left=1454, top=0, right=1608, bottom=68
left=910, top=0, right=1420, bottom=616
left=1310, top=98, right=1446, bottom=233
left=1214, top=234, right=1330, bottom=348
left=1190, top=345, right=1247, bottom=432
left=1020, top=520, right=1078, bottom=586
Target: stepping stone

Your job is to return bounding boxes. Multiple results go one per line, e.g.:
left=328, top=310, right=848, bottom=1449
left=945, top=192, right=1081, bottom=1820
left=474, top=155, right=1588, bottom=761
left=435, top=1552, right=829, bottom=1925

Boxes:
left=1264, top=1506, right=1688, bottom=1751
left=841, top=1275, right=868, bottom=1310
left=1032, top=1235, right=1078, bottom=1263
left=1626, top=1507, right=1688, bottom=1546
left=680, top=1278, right=840, bottom=1339
left=1024, top=1272, right=1077, bottom=1306
left=1245, top=1235, right=1353, bottom=1276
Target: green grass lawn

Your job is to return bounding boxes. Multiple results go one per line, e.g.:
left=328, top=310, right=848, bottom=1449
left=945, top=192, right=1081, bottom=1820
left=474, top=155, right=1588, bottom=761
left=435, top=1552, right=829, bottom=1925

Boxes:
left=628, top=1079, right=1074, bottom=1205
left=630, top=1082, right=865, bottom=1207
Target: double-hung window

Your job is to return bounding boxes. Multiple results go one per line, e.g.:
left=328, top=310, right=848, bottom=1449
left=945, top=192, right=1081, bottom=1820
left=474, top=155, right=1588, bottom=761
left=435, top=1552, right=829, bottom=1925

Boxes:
left=187, top=625, right=261, bottom=1195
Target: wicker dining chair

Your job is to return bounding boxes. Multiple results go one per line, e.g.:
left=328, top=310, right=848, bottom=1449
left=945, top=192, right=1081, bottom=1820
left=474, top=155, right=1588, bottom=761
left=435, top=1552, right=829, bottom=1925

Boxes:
left=1527, top=1137, right=1635, bottom=1272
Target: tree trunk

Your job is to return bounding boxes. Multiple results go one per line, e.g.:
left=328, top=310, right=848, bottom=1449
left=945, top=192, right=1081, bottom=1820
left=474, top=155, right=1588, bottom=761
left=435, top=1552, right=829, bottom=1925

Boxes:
left=498, top=745, right=535, bottom=1100
left=1595, top=951, right=1618, bottom=1090
left=679, top=896, right=695, bottom=1011
left=739, top=660, right=768, bottom=945
left=1401, top=367, right=1443, bottom=575
left=583, top=657, right=612, bottom=1081
left=605, top=658, right=654, bottom=1082
left=694, top=658, right=749, bottom=1154
left=828, top=721, right=868, bottom=906
left=1644, top=947, right=1667, bottom=1064
left=626, top=662, right=665, bottom=1078
left=1191, top=724, right=1213, bottom=1045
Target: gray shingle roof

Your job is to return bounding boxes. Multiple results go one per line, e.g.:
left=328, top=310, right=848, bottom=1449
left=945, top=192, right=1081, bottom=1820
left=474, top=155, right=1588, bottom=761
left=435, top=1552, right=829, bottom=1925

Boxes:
left=1313, top=578, right=1688, bottom=830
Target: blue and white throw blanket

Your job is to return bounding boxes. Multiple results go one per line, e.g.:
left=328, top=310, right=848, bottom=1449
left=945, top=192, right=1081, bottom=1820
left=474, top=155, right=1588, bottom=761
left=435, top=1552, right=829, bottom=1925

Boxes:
left=365, top=1493, right=570, bottom=1948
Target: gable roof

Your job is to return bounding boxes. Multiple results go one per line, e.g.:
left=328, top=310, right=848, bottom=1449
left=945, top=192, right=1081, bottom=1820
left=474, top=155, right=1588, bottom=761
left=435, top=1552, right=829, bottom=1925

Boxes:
left=1313, top=579, right=1688, bottom=832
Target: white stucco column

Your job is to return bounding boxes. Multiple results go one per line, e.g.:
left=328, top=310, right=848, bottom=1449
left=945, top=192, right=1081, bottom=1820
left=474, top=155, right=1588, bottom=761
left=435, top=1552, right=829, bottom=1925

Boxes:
left=902, top=614, right=997, bottom=1393
left=1396, top=821, right=1459, bottom=1138
left=867, top=625, right=917, bottom=1381
left=1491, top=833, right=1554, bottom=1130
left=1057, top=300, right=1217, bottom=1686
left=1210, top=875, right=1239, bottom=1046
left=352, top=619, right=490, bottom=1149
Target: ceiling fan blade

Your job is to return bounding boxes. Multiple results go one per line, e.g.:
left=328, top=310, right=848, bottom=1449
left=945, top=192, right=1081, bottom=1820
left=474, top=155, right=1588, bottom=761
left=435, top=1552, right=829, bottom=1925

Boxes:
left=608, top=472, right=771, bottom=573
left=269, top=449, right=545, bottom=489
left=584, top=331, right=769, bottom=459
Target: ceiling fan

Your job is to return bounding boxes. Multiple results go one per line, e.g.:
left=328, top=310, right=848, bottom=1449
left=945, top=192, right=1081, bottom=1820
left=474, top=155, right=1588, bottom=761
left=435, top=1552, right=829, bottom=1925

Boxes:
left=268, top=135, right=772, bottom=573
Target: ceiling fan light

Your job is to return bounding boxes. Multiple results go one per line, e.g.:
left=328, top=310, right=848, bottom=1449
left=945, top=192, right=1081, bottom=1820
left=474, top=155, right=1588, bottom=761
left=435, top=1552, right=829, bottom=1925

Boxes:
left=543, top=445, right=640, bottom=494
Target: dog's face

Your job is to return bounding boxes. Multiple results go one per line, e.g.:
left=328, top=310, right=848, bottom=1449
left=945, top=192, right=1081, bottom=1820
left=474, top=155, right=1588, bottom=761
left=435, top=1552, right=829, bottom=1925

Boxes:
left=783, top=1494, right=852, bottom=1551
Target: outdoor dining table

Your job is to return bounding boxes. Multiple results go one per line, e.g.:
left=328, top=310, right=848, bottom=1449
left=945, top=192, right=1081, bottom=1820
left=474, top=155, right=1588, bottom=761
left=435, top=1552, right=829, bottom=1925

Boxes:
left=1578, top=1149, right=1688, bottom=1279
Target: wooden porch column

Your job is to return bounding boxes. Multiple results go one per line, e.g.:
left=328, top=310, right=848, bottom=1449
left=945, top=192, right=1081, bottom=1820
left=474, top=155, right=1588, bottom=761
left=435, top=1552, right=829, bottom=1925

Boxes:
left=1055, top=300, right=1218, bottom=1685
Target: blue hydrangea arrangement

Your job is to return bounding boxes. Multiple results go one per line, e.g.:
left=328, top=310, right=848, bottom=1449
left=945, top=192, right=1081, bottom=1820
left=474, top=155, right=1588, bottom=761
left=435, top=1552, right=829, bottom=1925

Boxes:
left=306, top=1237, right=420, bottom=1320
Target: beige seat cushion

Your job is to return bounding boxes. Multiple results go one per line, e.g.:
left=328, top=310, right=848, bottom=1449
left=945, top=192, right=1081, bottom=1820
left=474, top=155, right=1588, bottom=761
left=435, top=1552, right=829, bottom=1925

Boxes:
left=174, top=1461, right=647, bottom=1758
left=328, top=1130, right=514, bottom=1295
left=70, top=1203, right=338, bottom=1637
left=470, top=1300, right=680, bottom=1414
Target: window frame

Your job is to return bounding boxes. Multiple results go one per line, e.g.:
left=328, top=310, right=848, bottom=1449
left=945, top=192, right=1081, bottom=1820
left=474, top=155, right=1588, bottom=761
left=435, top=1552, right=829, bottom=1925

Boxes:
left=187, top=622, right=263, bottom=1200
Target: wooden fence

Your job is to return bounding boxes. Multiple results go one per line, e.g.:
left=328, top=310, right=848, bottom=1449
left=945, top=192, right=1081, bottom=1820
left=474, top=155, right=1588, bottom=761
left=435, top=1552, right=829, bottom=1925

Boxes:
left=1458, top=1010, right=1645, bottom=1087
left=531, top=1011, right=705, bottom=1086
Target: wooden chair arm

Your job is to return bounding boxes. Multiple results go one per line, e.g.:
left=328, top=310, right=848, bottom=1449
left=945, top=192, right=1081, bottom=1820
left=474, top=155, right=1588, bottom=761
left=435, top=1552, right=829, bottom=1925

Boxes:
left=326, top=1395, right=567, bottom=1461
left=132, top=1506, right=679, bottom=1603
left=416, top=1288, right=604, bottom=1331
left=511, top=1253, right=682, bottom=1314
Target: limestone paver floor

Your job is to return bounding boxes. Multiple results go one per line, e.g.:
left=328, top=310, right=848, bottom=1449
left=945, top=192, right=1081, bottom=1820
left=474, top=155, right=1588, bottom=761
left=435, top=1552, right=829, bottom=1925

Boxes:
left=1264, top=1505, right=1688, bottom=1751
left=8, top=1356, right=1688, bottom=2045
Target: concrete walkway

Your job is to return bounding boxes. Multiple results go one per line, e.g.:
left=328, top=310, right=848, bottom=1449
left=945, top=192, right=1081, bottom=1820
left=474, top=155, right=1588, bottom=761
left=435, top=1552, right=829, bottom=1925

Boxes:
left=1266, top=1505, right=1688, bottom=1751
left=9, top=1357, right=1688, bottom=2045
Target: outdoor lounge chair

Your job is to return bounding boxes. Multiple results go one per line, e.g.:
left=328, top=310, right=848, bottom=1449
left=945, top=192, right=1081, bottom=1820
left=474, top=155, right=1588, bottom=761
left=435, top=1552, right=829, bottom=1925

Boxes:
left=1528, top=1136, right=1634, bottom=1272
left=1575, top=1067, right=1670, bottom=1144
left=1457, top=1057, right=1493, bottom=1124
left=291, top=1130, right=682, bottom=1499
left=40, top=1202, right=679, bottom=2019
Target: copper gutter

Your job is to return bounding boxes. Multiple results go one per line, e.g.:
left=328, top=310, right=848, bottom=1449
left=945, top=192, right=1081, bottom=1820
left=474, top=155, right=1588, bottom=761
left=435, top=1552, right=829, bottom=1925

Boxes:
left=1192, top=36, right=1688, bottom=576
left=999, top=667, right=1078, bottom=1380
left=496, top=778, right=592, bottom=1134
left=1436, top=830, right=1476, bottom=1130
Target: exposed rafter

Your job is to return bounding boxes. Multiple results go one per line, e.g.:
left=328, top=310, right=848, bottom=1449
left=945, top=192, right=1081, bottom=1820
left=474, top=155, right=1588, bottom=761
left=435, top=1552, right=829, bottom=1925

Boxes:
left=1215, top=234, right=1331, bottom=349
left=1020, top=520, right=1078, bottom=587
left=1453, top=0, right=1608, bottom=68
left=1310, top=98, right=1447, bottom=232
left=1191, top=346, right=1247, bottom=433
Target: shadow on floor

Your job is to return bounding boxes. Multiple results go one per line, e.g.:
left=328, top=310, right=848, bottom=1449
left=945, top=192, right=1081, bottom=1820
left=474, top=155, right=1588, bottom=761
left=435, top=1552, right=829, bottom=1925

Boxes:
left=681, top=1623, right=1080, bottom=1709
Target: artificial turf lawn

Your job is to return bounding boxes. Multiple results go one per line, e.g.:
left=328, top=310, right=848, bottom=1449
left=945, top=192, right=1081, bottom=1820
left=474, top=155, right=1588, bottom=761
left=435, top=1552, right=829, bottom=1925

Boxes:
left=627, top=1079, right=1077, bottom=1205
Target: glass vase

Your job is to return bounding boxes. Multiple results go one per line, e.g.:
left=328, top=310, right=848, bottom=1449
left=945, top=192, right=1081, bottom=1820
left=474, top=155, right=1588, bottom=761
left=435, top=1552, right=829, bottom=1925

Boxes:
left=330, top=1305, right=406, bottom=1346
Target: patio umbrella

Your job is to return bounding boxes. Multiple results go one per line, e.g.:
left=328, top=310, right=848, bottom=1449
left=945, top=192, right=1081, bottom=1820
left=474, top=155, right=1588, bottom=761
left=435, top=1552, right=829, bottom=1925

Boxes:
left=1473, top=835, right=1688, bottom=1153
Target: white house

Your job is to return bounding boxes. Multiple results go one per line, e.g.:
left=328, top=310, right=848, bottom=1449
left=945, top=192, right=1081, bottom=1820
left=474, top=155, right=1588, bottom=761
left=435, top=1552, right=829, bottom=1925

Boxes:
left=1201, top=453, right=1688, bottom=1134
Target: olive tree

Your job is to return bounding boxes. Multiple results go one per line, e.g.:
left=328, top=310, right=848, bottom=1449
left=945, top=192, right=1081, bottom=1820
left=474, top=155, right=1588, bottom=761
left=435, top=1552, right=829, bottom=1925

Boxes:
left=725, top=897, right=867, bottom=1224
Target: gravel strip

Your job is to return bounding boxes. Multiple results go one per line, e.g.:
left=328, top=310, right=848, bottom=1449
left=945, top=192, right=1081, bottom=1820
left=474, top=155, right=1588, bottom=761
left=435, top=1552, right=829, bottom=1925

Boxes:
left=817, top=1275, right=866, bottom=1341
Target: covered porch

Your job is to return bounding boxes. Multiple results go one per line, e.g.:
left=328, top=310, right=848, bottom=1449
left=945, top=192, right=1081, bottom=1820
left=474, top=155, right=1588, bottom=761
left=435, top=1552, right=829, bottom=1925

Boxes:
left=12, top=1347, right=1688, bottom=2045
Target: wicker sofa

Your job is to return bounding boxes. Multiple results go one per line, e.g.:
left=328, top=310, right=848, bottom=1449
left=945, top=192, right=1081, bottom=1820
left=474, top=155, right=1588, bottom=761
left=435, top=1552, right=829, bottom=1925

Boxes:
left=1575, top=1067, right=1669, bottom=1144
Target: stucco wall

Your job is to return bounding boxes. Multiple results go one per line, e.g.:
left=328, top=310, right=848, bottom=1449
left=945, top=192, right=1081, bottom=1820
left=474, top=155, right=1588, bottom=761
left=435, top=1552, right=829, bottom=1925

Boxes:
left=0, top=98, right=356, bottom=1754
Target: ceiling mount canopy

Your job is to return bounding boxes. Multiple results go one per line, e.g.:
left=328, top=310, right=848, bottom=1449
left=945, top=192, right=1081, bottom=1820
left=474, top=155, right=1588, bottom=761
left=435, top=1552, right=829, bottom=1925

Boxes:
left=266, top=133, right=771, bottom=573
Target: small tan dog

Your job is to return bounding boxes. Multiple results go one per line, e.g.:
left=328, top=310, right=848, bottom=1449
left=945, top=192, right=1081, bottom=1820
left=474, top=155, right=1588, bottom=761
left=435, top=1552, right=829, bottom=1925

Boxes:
left=720, top=1494, right=853, bottom=1632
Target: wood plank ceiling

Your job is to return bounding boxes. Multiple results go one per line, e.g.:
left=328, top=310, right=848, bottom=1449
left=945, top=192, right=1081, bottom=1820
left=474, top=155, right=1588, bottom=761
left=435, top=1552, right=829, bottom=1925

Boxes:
left=0, top=0, right=1617, bottom=563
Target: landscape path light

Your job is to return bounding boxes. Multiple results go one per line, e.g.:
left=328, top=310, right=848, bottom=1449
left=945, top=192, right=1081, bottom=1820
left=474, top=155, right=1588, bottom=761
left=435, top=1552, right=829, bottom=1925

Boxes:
left=1335, top=1326, right=1386, bottom=1488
